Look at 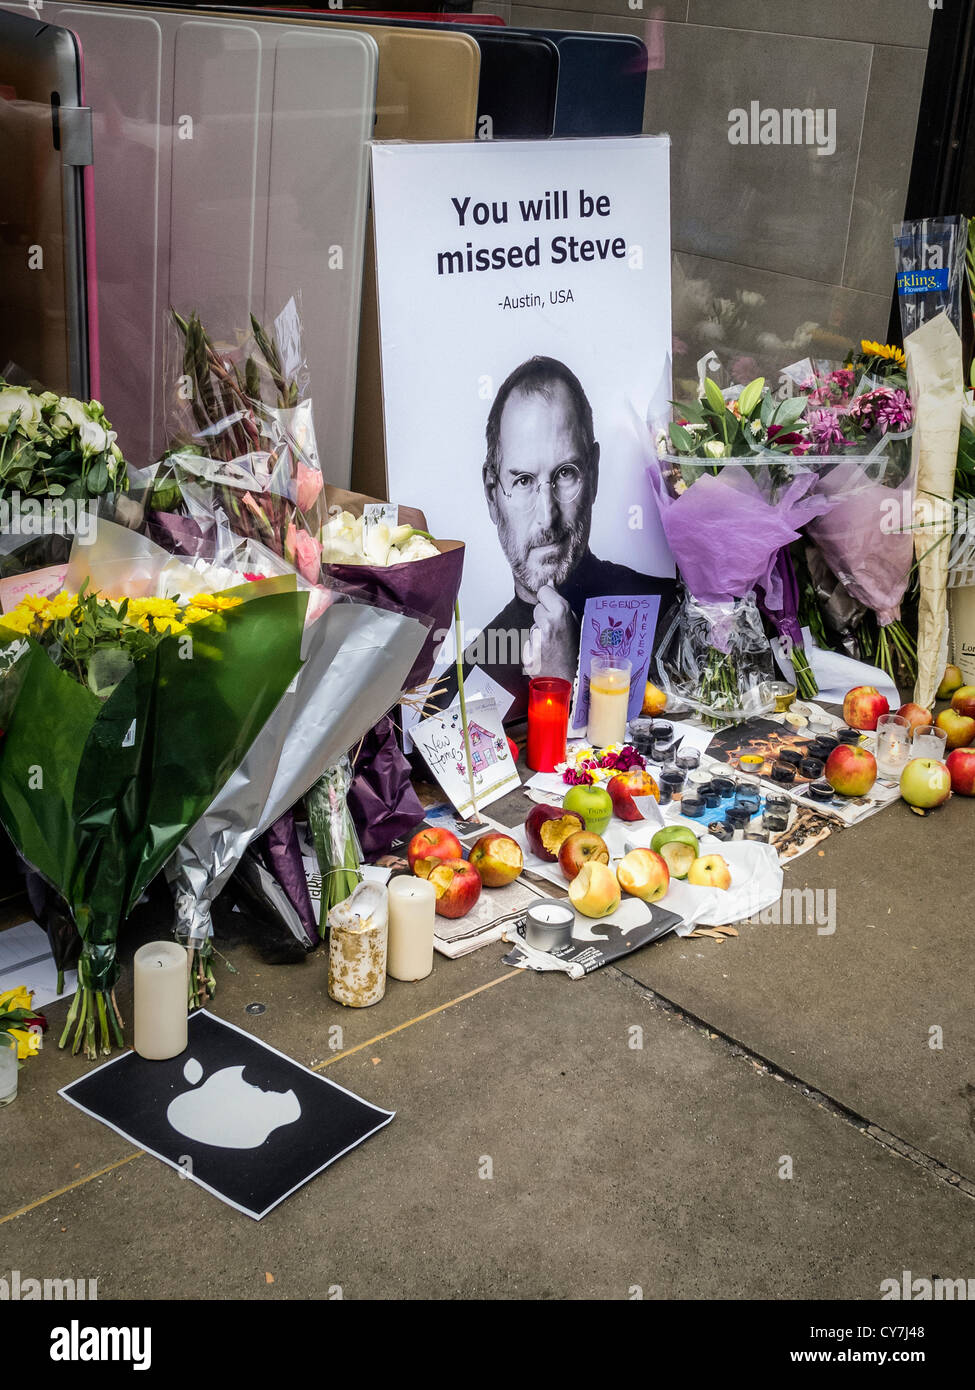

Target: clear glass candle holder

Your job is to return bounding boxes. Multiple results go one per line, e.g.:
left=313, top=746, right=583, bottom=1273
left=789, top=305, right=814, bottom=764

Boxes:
left=875, top=713, right=911, bottom=780
left=911, top=724, right=948, bottom=761
left=0, top=1032, right=18, bottom=1106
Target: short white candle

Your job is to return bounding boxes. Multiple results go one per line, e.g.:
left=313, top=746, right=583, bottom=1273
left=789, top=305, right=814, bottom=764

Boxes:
left=134, top=941, right=188, bottom=1061
left=387, top=877, right=436, bottom=982
left=529, top=903, right=574, bottom=924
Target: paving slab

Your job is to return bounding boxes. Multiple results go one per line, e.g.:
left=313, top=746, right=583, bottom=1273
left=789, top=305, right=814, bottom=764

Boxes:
left=584, top=791, right=975, bottom=1183
left=0, top=899, right=518, bottom=1217
left=4, top=961, right=974, bottom=1300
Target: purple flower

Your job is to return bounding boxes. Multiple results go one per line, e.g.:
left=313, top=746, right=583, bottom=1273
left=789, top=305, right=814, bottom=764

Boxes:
left=872, top=388, right=913, bottom=435
left=807, top=409, right=852, bottom=454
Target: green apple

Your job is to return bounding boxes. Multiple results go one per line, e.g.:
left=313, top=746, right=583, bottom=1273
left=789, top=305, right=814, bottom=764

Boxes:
left=650, top=825, right=700, bottom=879
left=563, top=783, right=613, bottom=836
left=899, top=757, right=951, bottom=809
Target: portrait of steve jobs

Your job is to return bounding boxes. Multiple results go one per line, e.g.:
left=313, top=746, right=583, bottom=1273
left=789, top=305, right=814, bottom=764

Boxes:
left=442, top=355, right=675, bottom=719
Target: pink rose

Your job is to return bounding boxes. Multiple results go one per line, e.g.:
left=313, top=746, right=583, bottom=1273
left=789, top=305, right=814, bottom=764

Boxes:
left=296, top=462, right=324, bottom=516
left=285, top=522, right=322, bottom=583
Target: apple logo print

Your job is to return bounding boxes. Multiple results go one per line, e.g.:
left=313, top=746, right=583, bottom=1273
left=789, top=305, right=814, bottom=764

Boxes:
left=166, top=1056, right=302, bottom=1150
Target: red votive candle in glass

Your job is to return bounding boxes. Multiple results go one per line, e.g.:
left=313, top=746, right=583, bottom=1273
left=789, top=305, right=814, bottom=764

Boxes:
left=526, top=677, right=572, bottom=772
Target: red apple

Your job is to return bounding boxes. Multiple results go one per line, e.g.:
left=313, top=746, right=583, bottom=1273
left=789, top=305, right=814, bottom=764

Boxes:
left=616, top=848, right=670, bottom=902
left=950, top=685, right=975, bottom=720
left=843, top=685, right=890, bottom=731
left=936, top=707, right=975, bottom=750
left=899, top=758, right=951, bottom=809
left=407, top=826, right=462, bottom=873
left=825, top=744, right=878, bottom=797
left=506, top=736, right=520, bottom=764
left=468, top=832, right=523, bottom=887
left=558, top=829, right=610, bottom=880
left=896, top=702, right=932, bottom=735
left=945, top=747, right=975, bottom=796
left=524, top=803, right=584, bottom=862
left=607, top=770, right=661, bottom=821
left=413, top=859, right=482, bottom=918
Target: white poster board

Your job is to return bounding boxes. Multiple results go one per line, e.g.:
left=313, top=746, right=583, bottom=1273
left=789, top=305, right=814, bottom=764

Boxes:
left=371, top=137, right=675, bottom=717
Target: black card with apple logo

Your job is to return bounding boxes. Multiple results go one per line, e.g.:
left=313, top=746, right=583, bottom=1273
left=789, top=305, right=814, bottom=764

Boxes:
left=60, top=1011, right=394, bottom=1219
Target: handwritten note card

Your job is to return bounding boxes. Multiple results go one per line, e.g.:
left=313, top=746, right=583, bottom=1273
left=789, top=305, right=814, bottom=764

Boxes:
left=410, top=696, right=520, bottom=816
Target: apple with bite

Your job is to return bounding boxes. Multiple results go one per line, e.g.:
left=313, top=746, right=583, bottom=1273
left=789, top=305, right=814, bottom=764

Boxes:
left=950, top=685, right=975, bottom=720
left=567, top=861, right=621, bottom=918
left=650, top=825, right=700, bottom=880
left=524, top=803, right=584, bottom=862
left=843, top=685, right=890, bottom=731
left=407, top=826, right=462, bottom=873
left=936, top=707, right=975, bottom=750
left=825, top=744, right=877, bottom=797
left=468, top=832, right=523, bottom=888
left=413, top=859, right=482, bottom=918
left=946, top=747, right=975, bottom=796
left=607, top=769, right=660, bottom=821
left=686, top=854, right=732, bottom=890
left=558, top=830, right=610, bottom=880
left=896, top=702, right=932, bottom=735
left=899, top=758, right=951, bottom=809
left=616, top=848, right=670, bottom=903
left=562, top=783, right=613, bottom=835
left=937, top=664, right=964, bottom=700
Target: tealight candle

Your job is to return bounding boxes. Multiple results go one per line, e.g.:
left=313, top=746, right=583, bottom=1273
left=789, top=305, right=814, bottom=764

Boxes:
left=134, top=941, right=188, bottom=1061
left=387, top=877, right=436, bottom=981
left=524, top=900, right=575, bottom=953
left=875, top=713, right=911, bottom=780
left=587, top=657, right=631, bottom=748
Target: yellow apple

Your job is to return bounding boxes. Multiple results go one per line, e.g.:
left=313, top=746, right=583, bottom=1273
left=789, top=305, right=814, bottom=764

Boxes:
left=686, top=854, right=732, bottom=891
left=567, top=861, right=621, bottom=918
left=641, top=681, right=668, bottom=717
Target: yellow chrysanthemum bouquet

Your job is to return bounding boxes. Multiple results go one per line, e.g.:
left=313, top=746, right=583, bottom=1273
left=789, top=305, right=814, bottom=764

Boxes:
left=0, top=576, right=307, bottom=1057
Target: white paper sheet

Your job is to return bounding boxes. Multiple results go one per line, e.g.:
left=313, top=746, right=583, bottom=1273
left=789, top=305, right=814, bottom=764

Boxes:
left=0, top=920, right=77, bottom=1007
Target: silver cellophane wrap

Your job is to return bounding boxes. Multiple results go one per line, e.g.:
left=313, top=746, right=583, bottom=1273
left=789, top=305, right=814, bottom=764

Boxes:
left=166, top=598, right=428, bottom=945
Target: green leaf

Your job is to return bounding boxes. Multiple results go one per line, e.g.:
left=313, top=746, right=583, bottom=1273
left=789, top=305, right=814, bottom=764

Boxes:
left=86, top=460, right=109, bottom=495
left=670, top=397, right=706, bottom=425
left=772, top=396, right=807, bottom=430
left=668, top=422, right=695, bottom=453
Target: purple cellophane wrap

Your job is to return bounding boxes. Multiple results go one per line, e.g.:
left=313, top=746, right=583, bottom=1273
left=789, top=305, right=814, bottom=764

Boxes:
left=347, top=716, right=425, bottom=859
left=805, top=461, right=913, bottom=625
left=647, top=464, right=831, bottom=606
left=328, top=544, right=464, bottom=692
left=260, top=812, right=317, bottom=947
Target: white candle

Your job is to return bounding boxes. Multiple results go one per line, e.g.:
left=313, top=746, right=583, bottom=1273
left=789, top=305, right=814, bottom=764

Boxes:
left=587, top=658, right=631, bottom=748
left=386, top=877, right=436, bottom=982
left=134, top=941, right=188, bottom=1060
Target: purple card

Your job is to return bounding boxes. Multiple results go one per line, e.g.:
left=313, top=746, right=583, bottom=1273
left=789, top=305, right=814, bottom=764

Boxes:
left=570, top=594, right=661, bottom=732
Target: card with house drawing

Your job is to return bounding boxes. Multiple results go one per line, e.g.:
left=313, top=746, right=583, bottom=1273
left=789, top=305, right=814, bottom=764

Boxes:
left=410, top=696, right=520, bottom=816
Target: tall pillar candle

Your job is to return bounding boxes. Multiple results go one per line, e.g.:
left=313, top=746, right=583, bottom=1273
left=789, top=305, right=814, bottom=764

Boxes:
left=587, top=657, right=631, bottom=748
left=386, top=876, right=436, bottom=981
left=134, top=941, right=188, bottom=1060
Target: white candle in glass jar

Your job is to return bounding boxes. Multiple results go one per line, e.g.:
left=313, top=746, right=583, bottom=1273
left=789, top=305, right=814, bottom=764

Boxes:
left=386, top=877, right=436, bottom=982
left=587, top=658, right=631, bottom=748
left=134, top=941, right=188, bottom=1060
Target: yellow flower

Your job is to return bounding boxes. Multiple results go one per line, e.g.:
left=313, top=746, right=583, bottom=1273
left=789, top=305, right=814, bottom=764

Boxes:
left=152, top=616, right=186, bottom=636
left=0, top=606, right=38, bottom=635
left=41, top=591, right=79, bottom=622
left=188, top=593, right=242, bottom=612
left=182, top=605, right=215, bottom=626
left=126, top=596, right=182, bottom=621
left=22, top=594, right=50, bottom=615
left=860, top=339, right=906, bottom=368
left=7, top=1026, right=39, bottom=1060
left=0, top=985, right=32, bottom=1013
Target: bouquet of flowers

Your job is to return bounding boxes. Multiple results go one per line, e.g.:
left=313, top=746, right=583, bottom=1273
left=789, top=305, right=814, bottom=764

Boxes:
left=0, top=578, right=307, bottom=1056
left=651, top=376, right=831, bottom=716
left=0, top=382, right=135, bottom=576
left=147, top=305, right=326, bottom=582
left=0, top=985, right=47, bottom=1060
